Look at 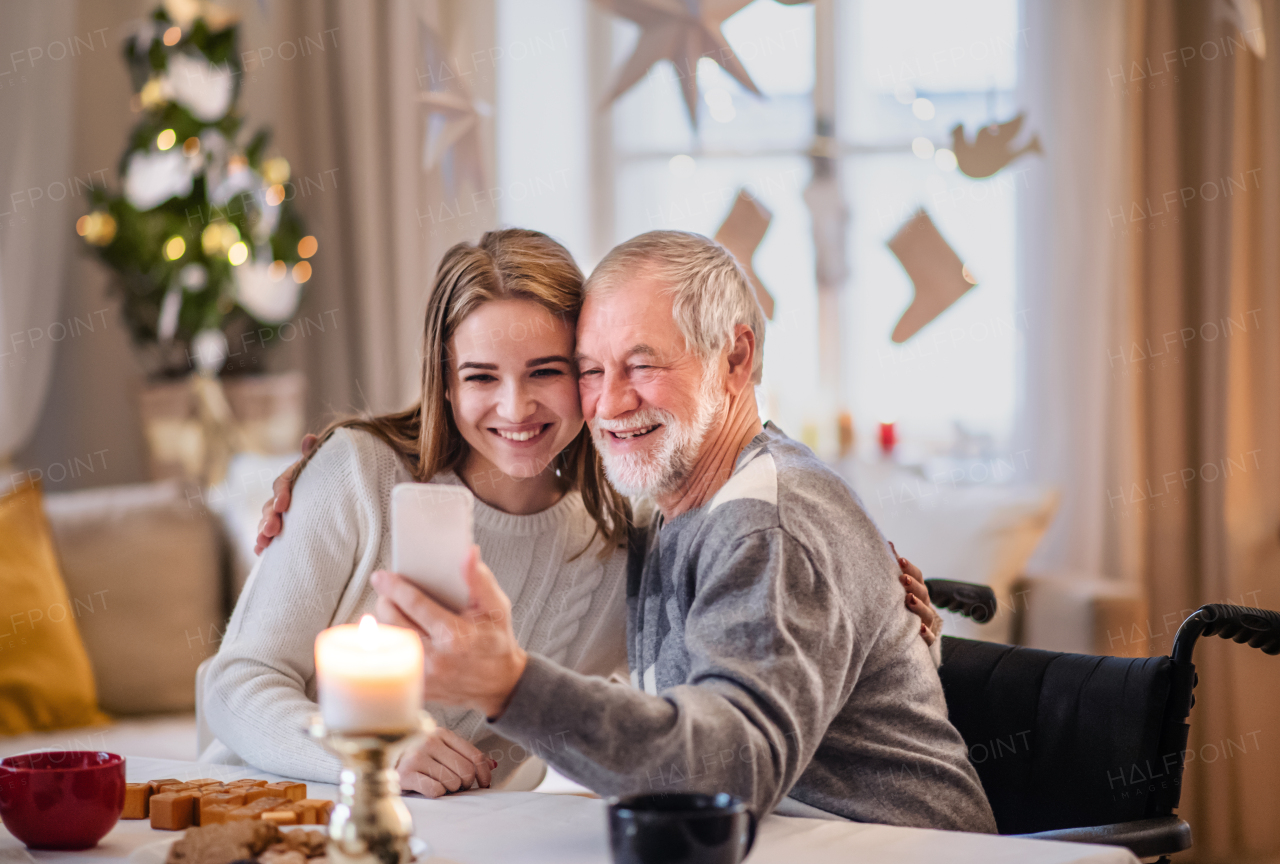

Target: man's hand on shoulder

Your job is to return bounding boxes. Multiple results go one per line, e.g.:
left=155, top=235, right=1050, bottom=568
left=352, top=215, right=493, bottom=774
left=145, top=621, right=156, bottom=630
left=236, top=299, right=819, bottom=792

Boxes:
left=253, top=433, right=319, bottom=555
left=891, top=542, right=943, bottom=647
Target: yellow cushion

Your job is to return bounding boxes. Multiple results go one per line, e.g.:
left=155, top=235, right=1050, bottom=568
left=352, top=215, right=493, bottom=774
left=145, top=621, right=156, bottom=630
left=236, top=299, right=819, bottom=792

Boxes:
left=0, top=481, right=109, bottom=734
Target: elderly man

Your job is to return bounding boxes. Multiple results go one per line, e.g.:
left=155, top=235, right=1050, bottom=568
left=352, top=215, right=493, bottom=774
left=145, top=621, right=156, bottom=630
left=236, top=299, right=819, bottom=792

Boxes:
left=367, top=230, right=995, bottom=830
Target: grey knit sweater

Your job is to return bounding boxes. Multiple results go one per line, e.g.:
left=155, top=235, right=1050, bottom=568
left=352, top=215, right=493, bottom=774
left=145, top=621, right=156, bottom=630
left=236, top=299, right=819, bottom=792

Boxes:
left=494, top=423, right=996, bottom=831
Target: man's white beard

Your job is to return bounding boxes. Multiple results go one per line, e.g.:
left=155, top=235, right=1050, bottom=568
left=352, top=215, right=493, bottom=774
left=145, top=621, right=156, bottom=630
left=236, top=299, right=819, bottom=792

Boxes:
left=592, top=365, right=725, bottom=500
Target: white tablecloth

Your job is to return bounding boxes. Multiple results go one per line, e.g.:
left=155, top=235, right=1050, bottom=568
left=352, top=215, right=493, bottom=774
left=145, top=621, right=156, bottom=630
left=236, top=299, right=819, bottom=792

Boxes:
left=0, top=757, right=1138, bottom=864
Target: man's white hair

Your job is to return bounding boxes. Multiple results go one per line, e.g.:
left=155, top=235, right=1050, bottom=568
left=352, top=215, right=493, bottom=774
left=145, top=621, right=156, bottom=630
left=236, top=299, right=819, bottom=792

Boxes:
left=584, top=230, right=766, bottom=384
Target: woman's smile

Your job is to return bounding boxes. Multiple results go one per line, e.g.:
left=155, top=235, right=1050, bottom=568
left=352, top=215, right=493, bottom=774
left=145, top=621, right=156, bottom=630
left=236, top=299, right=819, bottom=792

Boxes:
left=490, top=422, right=554, bottom=445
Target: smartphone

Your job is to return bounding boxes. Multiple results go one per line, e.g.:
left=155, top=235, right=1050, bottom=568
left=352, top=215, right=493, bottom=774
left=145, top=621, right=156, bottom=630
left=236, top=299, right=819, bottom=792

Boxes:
left=390, top=482, right=474, bottom=613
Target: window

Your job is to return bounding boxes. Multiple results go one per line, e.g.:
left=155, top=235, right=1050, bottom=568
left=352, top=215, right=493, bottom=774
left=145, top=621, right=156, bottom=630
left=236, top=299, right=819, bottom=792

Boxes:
left=497, top=0, right=1023, bottom=459
left=839, top=0, right=1021, bottom=452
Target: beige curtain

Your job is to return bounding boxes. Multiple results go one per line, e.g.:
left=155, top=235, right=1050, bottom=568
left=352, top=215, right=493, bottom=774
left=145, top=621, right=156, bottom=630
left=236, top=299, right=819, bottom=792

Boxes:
left=1116, top=1, right=1280, bottom=860
left=239, top=0, right=497, bottom=420
left=0, top=0, right=76, bottom=464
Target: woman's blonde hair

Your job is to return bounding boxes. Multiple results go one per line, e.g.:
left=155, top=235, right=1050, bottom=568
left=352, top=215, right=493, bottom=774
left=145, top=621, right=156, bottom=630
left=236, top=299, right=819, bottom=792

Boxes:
left=304, top=228, right=630, bottom=555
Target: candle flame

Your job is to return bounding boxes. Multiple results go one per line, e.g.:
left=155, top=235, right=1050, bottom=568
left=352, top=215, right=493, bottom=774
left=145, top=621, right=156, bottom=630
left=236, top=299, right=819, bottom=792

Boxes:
left=358, top=614, right=379, bottom=648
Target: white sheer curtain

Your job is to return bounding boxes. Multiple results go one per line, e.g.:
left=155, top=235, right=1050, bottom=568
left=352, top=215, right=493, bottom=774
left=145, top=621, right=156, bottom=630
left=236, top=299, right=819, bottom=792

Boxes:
left=0, top=0, right=77, bottom=464
left=1013, top=0, right=1133, bottom=581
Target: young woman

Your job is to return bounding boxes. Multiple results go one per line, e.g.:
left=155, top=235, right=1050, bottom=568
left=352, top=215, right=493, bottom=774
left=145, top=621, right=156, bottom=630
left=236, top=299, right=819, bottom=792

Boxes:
left=206, top=228, right=940, bottom=797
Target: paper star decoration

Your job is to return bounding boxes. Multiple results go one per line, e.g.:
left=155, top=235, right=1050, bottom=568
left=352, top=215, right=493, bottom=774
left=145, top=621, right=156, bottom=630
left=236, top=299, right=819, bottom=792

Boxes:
left=418, top=20, right=489, bottom=190
left=596, top=0, right=761, bottom=126
left=887, top=209, right=976, bottom=343
left=715, top=189, right=775, bottom=320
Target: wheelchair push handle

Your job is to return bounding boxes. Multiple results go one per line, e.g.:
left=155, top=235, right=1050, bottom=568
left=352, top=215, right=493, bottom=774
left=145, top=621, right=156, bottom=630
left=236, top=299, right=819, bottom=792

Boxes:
left=924, top=579, right=997, bottom=624
left=1171, top=603, right=1280, bottom=664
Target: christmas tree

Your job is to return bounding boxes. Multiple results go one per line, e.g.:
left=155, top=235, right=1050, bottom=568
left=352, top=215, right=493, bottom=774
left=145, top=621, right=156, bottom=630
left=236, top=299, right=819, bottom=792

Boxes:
left=79, top=0, right=314, bottom=378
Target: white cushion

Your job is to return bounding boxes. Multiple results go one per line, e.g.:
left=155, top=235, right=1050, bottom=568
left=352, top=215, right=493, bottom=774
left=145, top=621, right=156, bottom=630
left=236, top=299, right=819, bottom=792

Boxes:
left=43, top=481, right=223, bottom=715
left=204, top=451, right=300, bottom=599
left=842, top=459, right=1059, bottom=644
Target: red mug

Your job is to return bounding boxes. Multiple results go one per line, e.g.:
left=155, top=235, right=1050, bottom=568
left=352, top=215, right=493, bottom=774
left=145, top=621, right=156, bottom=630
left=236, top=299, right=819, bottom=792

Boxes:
left=0, top=751, right=126, bottom=850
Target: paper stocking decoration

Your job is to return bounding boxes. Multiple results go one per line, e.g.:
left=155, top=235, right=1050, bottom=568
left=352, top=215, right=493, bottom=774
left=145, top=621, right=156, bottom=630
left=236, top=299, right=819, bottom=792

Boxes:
left=887, top=209, right=976, bottom=343
left=715, top=189, right=775, bottom=320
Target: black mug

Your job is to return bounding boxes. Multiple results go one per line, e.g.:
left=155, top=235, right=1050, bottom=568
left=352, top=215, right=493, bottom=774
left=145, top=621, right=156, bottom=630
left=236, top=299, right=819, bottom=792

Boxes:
left=608, top=793, right=757, bottom=864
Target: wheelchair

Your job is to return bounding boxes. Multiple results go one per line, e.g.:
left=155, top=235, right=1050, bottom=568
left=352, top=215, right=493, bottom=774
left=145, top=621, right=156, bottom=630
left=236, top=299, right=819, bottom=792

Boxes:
left=924, top=578, right=1280, bottom=863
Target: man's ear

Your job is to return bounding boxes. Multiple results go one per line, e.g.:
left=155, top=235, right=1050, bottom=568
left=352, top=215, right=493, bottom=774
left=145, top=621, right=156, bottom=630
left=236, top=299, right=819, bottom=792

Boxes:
left=724, top=323, right=756, bottom=395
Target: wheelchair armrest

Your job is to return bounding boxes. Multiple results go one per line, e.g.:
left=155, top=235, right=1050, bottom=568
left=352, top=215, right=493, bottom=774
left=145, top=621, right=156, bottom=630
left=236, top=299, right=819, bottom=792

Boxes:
left=924, top=579, right=996, bottom=624
left=1172, top=604, right=1280, bottom=663
left=1021, top=815, right=1192, bottom=859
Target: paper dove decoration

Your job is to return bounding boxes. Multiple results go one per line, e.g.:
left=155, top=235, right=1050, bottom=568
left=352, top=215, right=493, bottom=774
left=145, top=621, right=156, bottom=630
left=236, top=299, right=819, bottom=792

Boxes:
left=950, top=112, right=1042, bottom=179
left=595, top=0, right=761, bottom=126
left=1216, top=0, right=1266, bottom=57
left=715, top=189, right=775, bottom=320
left=418, top=20, right=488, bottom=190
left=887, top=209, right=976, bottom=343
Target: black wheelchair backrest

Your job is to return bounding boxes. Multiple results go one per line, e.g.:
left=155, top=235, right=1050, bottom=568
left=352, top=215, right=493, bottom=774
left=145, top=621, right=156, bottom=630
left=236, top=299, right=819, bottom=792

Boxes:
left=939, top=637, right=1174, bottom=835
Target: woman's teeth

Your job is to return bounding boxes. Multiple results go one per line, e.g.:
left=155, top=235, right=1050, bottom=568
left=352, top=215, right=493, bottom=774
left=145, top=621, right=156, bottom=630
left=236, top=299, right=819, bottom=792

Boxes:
left=496, top=426, right=544, bottom=442
left=612, top=425, right=657, bottom=440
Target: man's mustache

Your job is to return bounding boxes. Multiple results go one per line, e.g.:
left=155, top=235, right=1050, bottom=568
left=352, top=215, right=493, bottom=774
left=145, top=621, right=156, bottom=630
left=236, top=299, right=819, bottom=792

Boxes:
left=591, top=410, right=673, bottom=436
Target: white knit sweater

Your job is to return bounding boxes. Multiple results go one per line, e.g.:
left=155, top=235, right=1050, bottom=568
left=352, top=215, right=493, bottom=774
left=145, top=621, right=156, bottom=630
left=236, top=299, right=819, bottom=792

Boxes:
left=202, top=427, right=628, bottom=784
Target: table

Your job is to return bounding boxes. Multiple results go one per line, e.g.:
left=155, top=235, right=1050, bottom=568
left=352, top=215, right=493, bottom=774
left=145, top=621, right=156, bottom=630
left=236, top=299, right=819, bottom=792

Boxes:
left=0, top=757, right=1138, bottom=864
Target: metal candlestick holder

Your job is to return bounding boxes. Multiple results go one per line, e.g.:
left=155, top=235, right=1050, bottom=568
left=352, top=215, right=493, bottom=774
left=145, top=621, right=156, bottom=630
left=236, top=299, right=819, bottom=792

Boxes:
left=309, top=712, right=435, bottom=864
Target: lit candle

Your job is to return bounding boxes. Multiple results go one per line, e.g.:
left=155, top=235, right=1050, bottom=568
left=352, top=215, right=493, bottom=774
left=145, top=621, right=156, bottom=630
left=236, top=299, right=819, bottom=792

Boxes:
left=315, top=615, right=424, bottom=733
